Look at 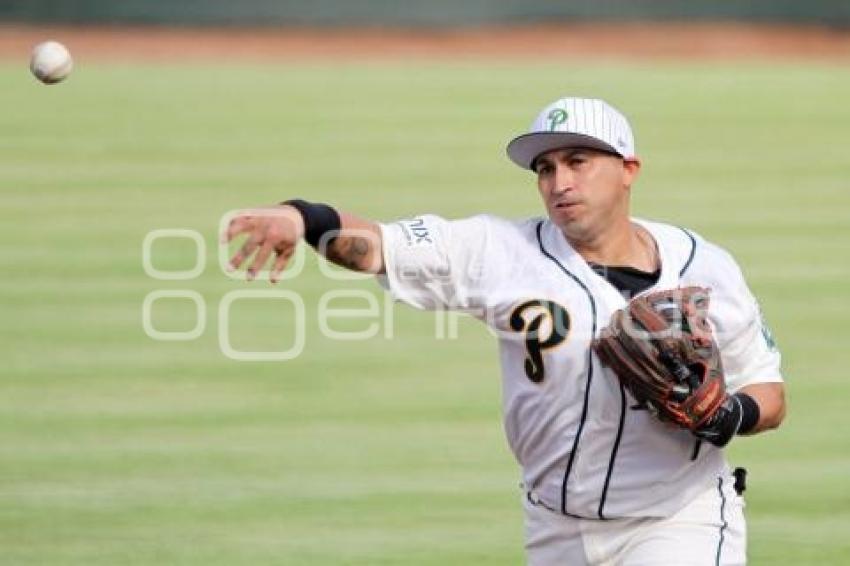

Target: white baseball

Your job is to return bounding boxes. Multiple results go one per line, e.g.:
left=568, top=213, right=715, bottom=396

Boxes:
left=30, top=41, right=73, bottom=84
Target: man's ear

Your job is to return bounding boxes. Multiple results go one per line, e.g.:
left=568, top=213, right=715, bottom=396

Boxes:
left=622, top=158, right=641, bottom=187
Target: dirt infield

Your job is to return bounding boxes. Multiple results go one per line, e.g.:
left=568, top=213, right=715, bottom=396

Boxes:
left=2, top=24, right=849, bottom=61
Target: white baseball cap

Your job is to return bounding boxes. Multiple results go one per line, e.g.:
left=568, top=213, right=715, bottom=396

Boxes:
left=506, top=97, right=636, bottom=170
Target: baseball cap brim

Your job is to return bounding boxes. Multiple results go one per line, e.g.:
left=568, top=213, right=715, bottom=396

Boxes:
left=506, top=132, right=622, bottom=170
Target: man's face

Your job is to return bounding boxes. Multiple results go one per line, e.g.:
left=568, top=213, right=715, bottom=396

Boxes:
left=534, top=147, right=640, bottom=242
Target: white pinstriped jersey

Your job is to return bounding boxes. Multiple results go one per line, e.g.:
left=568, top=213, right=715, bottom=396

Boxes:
left=378, top=214, right=783, bottom=519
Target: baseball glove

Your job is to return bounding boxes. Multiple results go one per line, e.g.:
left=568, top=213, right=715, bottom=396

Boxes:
left=592, top=286, right=727, bottom=431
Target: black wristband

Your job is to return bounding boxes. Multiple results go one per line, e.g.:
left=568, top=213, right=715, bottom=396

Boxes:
left=694, top=392, right=762, bottom=448
left=694, top=395, right=742, bottom=448
left=733, top=392, right=761, bottom=435
left=282, top=199, right=341, bottom=249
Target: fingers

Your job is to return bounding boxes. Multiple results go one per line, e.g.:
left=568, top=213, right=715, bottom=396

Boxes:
left=270, top=247, right=294, bottom=284
left=224, top=214, right=254, bottom=244
left=224, top=208, right=300, bottom=282
left=229, top=229, right=263, bottom=271
left=246, top=240, right=275, bottom=281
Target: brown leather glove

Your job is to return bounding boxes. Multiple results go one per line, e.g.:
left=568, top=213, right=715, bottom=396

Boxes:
left=592, top=287, right=727, bottom=432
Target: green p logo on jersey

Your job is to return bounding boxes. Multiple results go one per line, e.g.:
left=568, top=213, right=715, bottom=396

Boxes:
left=547, top=108, right=568, bottom=131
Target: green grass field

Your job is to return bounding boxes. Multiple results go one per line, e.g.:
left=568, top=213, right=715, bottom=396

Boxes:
left=1, top=59, right=849, bottom=564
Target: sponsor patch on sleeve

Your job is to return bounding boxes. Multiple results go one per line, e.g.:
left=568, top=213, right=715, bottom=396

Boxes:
left=397, top=217, right=434, bottom=247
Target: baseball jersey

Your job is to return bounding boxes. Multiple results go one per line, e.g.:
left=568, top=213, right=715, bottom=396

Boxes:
left=378, top=214, right=783, bottom=520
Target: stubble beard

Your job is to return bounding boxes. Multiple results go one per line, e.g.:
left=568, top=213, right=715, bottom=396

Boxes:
left=553, top=210, right=597, bottom=248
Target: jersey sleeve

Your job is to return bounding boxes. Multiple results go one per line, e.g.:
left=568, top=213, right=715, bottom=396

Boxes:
left=378, top=214, right=494, bottom=312
left=700, top=244, right=784, bottom=391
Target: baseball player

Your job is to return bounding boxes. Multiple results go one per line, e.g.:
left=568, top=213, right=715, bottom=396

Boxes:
left=225, top=97, right=786, bottom=565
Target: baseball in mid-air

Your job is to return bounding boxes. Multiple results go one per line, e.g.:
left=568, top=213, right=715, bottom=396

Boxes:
left=30, top=41, right=73, bottom=84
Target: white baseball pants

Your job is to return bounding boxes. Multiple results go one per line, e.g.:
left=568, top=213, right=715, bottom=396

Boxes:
left=523, top=479, right=746, bottom=565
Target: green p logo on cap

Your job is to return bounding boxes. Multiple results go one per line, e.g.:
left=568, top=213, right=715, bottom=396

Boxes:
left=547, top=108, right=568, bottom=131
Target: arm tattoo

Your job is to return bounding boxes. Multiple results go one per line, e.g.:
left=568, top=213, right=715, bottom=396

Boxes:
left=325, top=235, right=374, bottom=272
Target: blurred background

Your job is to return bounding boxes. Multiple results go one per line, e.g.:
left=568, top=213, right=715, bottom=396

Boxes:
left=3, top=0, right=850, bottom=26
left=1, top=2, right=848, bottom=565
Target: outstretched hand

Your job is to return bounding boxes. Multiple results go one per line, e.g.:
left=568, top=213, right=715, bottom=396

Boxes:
left=223, top=205, right=305, bottom=283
